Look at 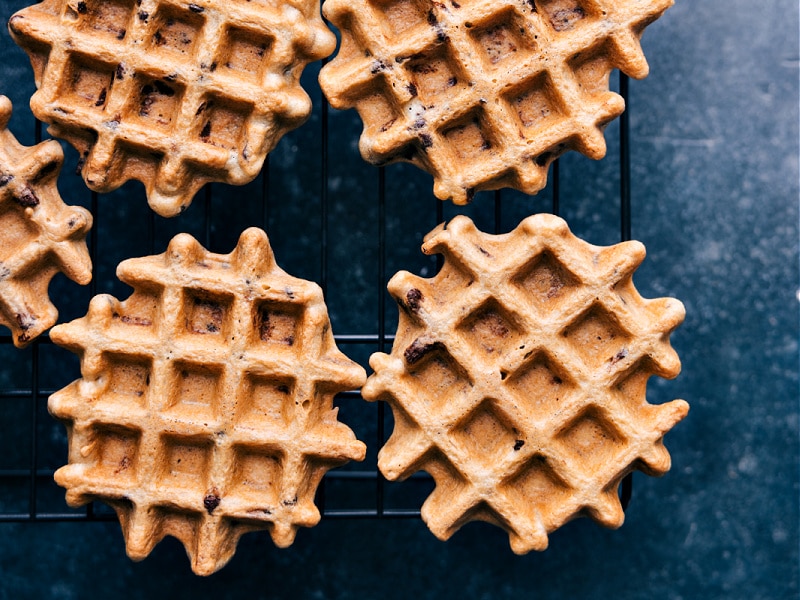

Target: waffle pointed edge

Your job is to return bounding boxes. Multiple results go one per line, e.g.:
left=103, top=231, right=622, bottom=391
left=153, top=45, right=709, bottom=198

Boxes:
left=49, top=227, right=366, bottom=575
left=0, top=95, right=92, bottom=347
left=363, top=213, right=688, bottom=553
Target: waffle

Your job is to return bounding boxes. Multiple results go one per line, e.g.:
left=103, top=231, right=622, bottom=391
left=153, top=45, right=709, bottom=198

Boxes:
left=319, top=0, right=672, bottom=203
left=363, top=214, right=688, bottom=552
left=9, top=0, right=335, bottom=217
left=49, top=228, right=366, bottom=575
left=0, top=96, right=92, bottom=347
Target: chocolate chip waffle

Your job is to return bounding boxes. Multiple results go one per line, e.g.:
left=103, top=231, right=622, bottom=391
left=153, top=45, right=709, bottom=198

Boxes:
left=0, top=95, right=92, bottom=347
left=319, top=0, right=672, bottom=203
left=363, top=214, right=688, bottom=552
left=49, top=228, right=366, bottom=575
left=9, top=0, right=335, bottom=217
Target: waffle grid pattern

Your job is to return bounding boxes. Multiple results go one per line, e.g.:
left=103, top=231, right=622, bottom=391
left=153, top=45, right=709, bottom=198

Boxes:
left=9, top=0, right=335, bottom=216
left=363, top=214, right=688, bottom=553
left=0, top=95, right=92, bottom=347
left=320, top=0, right=672, bottom=203
left=49, top=229, right=366, bottom=575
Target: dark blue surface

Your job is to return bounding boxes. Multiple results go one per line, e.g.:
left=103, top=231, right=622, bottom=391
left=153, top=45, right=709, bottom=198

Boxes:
left=0, top=0, right=797, bottom=598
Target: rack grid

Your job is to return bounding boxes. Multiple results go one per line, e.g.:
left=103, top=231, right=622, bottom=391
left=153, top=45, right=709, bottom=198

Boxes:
left=0, top=32, right=636, bottom=524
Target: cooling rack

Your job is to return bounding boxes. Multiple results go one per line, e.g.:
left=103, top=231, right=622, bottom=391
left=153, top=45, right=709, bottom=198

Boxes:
left=0, top=26, right=636, bottom=523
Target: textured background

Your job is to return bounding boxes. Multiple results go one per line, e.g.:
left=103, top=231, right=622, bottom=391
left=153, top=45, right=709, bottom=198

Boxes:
left=0, top=0, right=797, bottom=598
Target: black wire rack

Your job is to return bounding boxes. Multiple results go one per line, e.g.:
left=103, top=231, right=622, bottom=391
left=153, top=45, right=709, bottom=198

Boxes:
left=0, top=42, right=636, bottom=523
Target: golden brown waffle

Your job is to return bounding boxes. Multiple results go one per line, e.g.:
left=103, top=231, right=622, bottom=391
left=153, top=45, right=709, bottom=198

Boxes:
left=0, top=95, right=92, bottom=347
left=363, top=214, right=688, bottom=552
left=9, top=0, right=335, bottom=217
left=49, top=228, right=366, bottom=575
left=319, top=0, right=672, bottom=203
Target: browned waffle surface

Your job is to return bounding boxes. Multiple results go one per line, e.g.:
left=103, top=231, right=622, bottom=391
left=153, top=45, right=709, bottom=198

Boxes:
left=49, top=228, right=366, bottom=575
left=363, top=214, right=688, bottom=552
left=9, top=0, right=335, bottom=217
left=320, top=0, right=672, bottom=203
left=0, top=95, right=92, bottom=347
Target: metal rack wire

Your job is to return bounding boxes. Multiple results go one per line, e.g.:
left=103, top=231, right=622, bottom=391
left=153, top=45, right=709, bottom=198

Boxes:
left=0, top=62, right=635, bottom=523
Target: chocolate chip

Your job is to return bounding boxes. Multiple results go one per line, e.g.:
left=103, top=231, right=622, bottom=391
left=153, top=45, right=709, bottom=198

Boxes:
left=406, top=288, right=423, bottom=312
left=15, top=313, right=34, bottom=330
left=15, top=187, right=39, bottom=208
left=609, top=348, right=628, bottom=366
left=404, top=338, right=442, bottom=364
left=114, top=456, right=131, bottom=473
left=203, top=492, right=221, bottom=514
left=370, top=59, right=389, bottom=74
left=188, top=3, right=204, bottom=12
left=139, top=96, right=154, bottom=116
